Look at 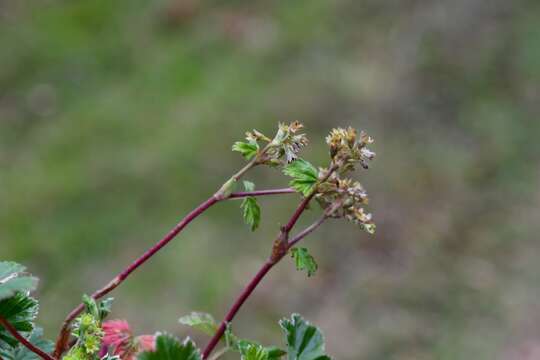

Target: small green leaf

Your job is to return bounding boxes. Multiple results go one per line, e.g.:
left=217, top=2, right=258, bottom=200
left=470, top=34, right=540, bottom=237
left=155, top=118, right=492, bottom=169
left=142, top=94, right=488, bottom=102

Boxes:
left=0, top=327, right=53, bottom=360
left=279, top=314, right=331, bottom=360
left=82, top=295, right=99, bottom=320
left=240, top=181, right=261, bottom=231
left=243, top=181, right=256, bottom=192
left=0, top=293, right=39, bottom=348
left=178, top=312, right=218, bottom=336
left=98, top=297, right=114, bottom=321
left=241, top=344, right=268, bottom=360
left=241, top=197, right=261, bottom=231
left=290, top=248, right=318, bottom=277
left=138, top=333, right=201, bottom=360
left=0, top=262, right=38, bottom=301
left=283, top=159, right=318, bottom=196
left=232, top=141, right=259, bottom=160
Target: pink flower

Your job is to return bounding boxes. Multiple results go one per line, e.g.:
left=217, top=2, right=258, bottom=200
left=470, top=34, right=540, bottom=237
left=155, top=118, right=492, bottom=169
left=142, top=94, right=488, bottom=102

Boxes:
left=101, top=320, right=155, bottom=360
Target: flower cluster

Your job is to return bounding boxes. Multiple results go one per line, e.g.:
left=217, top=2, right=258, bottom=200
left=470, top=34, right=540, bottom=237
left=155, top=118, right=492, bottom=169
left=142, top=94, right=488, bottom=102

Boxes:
left=232, top=121, right=308, bottom=165
left=315, top=172, right=375, bottom=233
left=100, top=320, right=155, bottom=360
left=326, top=127, right=375, bottom=172
left=64, top=313, right=105, bottom=360
left=313, top=127, right=376, bottom=234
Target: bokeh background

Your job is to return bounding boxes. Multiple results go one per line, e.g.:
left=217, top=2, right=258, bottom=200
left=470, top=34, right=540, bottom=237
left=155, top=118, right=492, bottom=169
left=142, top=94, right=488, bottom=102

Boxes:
left=1, top=0, right=540, bottom=359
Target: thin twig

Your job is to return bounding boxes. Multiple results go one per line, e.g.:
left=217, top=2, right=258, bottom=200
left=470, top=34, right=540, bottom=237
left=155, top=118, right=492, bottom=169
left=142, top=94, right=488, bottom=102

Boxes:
left=229, top=188, right=295, bottom=198
left=287, top=214, right=328, bottom=249
left=0, top=316, right=56, bottom=360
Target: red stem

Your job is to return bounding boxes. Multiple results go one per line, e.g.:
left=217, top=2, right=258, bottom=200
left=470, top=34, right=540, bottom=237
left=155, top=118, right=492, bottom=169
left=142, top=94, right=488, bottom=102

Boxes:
left=202, top=167, right=337, bottom=359
left=287, top=214, right=328, bottom=249
left=54, top=188, right=288, bottom=357
left=0, top=316, right=56, bottom=360
left=229, top=188, right=295, bottom=198
left=202, top=216, right=329, bottom=359
left=201, top=261, right=274, bottom=359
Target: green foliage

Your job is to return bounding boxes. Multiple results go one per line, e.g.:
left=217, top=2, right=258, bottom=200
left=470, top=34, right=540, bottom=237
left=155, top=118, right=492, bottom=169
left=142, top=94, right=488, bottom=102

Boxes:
left=66, top=296, right=112, bottom=360
left=178, top=312, right=218, bottom=336
left=283, top=159, right=318, bottom=196
left=0, top=293, right=38, bottom=348
left=0, top=262, right=38, bottom=301
left=82, top=295, right=113, bottom=322
left=240, top=343, right=269, bottom=360
left=232, top=141, right=259, bottom=160
left=236, top=340, right=286, bottom=360
left=290, top=248, right=318, bottom=277
left=240, top=181, right=261, bottom=231
left=279, top=314, right=331, bottom=360
left=0, top=328, right=53, bottom=360
left=138, top=333, right=201, bottom=360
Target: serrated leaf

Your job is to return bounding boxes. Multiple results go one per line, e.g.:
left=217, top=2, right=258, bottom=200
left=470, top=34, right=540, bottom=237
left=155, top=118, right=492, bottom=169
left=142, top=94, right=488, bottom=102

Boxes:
left=282, top=159, right=318, bottom=196
left=241, top=344, right=268, bottom=360
left=290, top=248, right=318, bottom=277
left=138, top=334, right=201, bottom=360
left=0, top=327, right=53, bottom=360
left=0, top=293, right=39, bottom=348
left=178, top=312, right=218, bottom=336
left=0, top=262, right=38, bottom=301
left=225, top=328, right=285, bottom=360
left=232, top=141, right=259, bottom=160
left=279, top=314, right=331, bottom=360
left=240, top=197, right=261, bottom=231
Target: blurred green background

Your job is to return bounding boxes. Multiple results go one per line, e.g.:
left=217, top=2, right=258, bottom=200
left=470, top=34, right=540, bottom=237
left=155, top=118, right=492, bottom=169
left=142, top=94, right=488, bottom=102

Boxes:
left=1, top=0, right=540, bottom=359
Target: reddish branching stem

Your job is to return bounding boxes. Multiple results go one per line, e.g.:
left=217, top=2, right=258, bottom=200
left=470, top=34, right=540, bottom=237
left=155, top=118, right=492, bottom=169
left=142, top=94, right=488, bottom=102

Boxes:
left=54, top=188, right=294, bottom=357
left=0, top=316, right=56, bottom=360
left=202, top=167, right=337, bottom=359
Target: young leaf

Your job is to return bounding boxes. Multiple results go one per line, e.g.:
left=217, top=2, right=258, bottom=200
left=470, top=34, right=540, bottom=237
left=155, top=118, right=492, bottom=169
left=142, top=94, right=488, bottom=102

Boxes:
left=0, top=293, right=39, bottom=348
left=178, top=312, right=218, bottom=336
left=0, top=327, right=53, bottom=360
left=242, top=180, right=256, bottom=192
left=232, top=141, right=259, bottom=160
left=98, top=297, right=114, bottom=321
left=241, top=197, right=261, bottom=231
left=282, top=159, right=318, bottom=196
left=290, top=248, right=318, bottom=277
left=138, top=333, right=201, bottom=360
left=279, top=314, right=331, bottom=360
left=241, top=343, right=268, bottom=360
left=240, top=180, right=261, bottom=231
left=0, top=262, right=38, bottom=301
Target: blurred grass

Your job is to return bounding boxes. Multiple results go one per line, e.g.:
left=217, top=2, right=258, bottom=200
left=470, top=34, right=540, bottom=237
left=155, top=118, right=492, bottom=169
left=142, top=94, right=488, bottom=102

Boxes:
left=1, top=0, right=540, bottom=359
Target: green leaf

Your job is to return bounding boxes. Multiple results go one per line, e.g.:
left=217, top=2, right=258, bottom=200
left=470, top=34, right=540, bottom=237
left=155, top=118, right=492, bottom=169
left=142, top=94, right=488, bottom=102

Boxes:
left=282, top=159, right=318, bottom=196
left=98, top=297, right=114, bottom=321
left=0, top=262, right=38, bottom=301
left=243, top=181, right=256, bottom=192
left=138, top=333, right=201, bottom=360
left=232, top=141, right=259, bottom=160
left=178, top=312, right=218, bottom=336
left=0, top=327, right=53, bottom=360
left=279, top=314, right=331, bottom=360
left=0, top=293, right=39, bottom=348
left=241, top=197, right=261, bottom=231
left=241, top=344, right=268, bottom=360
left=290, top=248, right=318, bottom=277
left=239, top=181, right=260, bottom=231
left=82, top=295, right=99, bottom=320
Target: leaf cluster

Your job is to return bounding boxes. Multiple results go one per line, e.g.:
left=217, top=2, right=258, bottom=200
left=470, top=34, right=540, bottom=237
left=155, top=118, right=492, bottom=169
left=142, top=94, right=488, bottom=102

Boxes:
left=0, top=262, right=53, bottom=360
